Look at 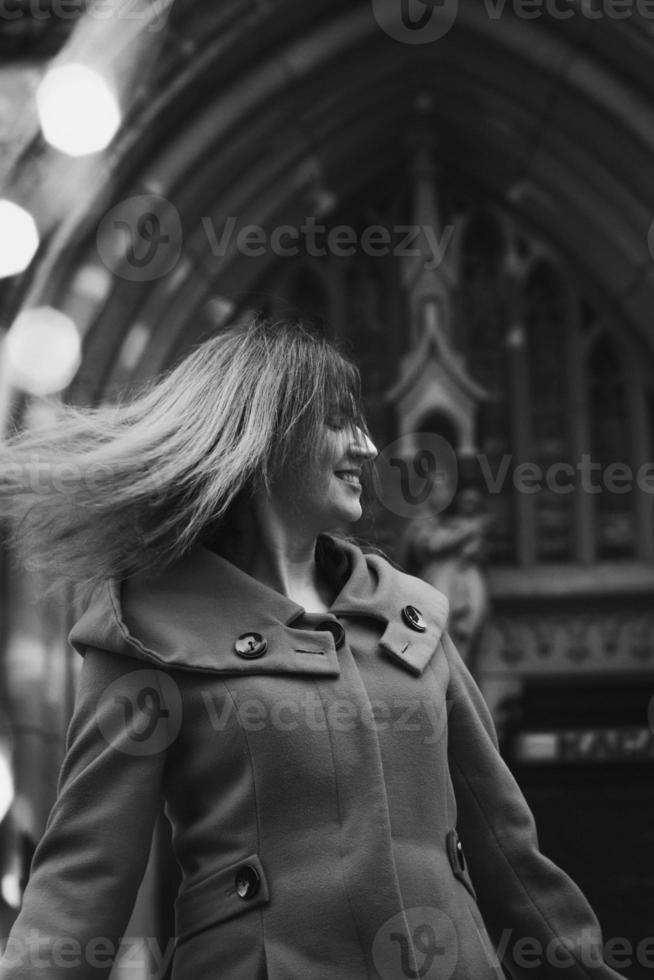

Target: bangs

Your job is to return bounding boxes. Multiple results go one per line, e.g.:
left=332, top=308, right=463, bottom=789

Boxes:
left=266, top=324, right=371, bottom=482
left=321, top=351, right=368, bottom=433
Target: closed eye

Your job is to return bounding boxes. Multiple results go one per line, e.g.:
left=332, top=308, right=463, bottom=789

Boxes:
left=325, top=396, right=368, bottom=434
left=325, top=405, right=351, bottom=430
left=325, top=417, right=347, bottom=431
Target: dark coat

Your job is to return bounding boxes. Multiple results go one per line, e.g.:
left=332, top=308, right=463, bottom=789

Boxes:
left=0, top=533, right=626, bottom=980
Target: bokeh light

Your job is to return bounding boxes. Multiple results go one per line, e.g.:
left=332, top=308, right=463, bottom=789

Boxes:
left=0, top=748, right=13, bottom=828
left=36, top=63, right=122, bottom=156
left=0, top=201, right=39, bottom=279
left=6, top=307, right=82, bottom=396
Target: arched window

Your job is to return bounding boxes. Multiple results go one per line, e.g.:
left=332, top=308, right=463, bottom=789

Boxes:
left=460, top=211, right=514, bottom=564
left=459, top=209, right=654, bottom=568
left=587, top=334, right=634, bottom=559
left=523, top=261, right=573, bottom=563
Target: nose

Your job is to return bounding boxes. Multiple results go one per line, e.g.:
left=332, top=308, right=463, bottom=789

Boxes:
left=350, top=425, right=378, bottom=459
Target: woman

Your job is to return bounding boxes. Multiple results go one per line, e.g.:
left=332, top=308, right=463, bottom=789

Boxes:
left=0, top=316, right=625, bottom=980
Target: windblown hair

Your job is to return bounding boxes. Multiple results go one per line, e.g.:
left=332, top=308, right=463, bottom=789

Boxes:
left=0, top=314, right=376, bottom=597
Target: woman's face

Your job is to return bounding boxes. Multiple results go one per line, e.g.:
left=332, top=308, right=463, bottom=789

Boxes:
left=318, top=418, right=378, bottom=527
left=273, top=411, right=378, bottom=534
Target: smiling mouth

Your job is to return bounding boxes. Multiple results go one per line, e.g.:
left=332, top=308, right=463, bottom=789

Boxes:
left=334, top=470, right=362, bottom=487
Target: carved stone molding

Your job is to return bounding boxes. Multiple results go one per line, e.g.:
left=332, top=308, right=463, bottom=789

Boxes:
left=479, top=610, right=654, bottom=675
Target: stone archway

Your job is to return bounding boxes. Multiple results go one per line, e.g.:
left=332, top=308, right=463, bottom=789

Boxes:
left=3, top=1, right=654, bottom=398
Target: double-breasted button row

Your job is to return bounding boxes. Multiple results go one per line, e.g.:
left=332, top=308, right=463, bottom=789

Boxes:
left=235, top=608, right=424, bottom=659
left=234, top=620, right=345, bottom=658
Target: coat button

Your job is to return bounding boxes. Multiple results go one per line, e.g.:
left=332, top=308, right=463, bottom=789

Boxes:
left=456, top=836, right=466, bottom=872
left=315, top=620, right=345, bottom=649
left=234, top=864, right=260, bottom=900
left=445, top=829, right=477, bottom=901
left=234, top=633, right=267, bottom=659
left=402, top=604, right=427, bottom=632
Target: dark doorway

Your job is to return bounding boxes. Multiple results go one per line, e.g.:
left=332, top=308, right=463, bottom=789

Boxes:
left=505, top=681, right=654, bottom=980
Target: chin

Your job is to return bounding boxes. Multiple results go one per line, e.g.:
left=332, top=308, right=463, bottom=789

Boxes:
left=317, top=505, right=362, bottom=534
left=337, top=504, right=363, bottom=525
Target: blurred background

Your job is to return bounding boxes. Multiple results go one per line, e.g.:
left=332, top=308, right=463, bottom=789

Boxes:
left=0, top=0, right=652, bottom=977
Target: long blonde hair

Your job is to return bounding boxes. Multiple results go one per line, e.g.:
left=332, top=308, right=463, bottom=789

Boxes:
left=0, top=315, right=374, bottom=596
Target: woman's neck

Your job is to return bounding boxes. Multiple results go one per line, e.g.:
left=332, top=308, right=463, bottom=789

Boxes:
left=206, top=499, right=337, bottom=612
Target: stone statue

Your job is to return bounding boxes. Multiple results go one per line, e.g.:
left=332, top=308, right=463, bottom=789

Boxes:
left=403, top=487, right=493, bottom=667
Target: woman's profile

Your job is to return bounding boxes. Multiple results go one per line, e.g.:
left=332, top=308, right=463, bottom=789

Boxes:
left=0, top=315, right=627, bottom=979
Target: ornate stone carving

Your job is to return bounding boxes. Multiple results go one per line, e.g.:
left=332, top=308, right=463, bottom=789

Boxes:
left=480, top=610, right=654, bottom=675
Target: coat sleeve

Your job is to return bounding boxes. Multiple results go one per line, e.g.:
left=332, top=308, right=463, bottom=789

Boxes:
left=0, top=647, right=172, bottom=980
left=441, top=631, right=627, bottom=980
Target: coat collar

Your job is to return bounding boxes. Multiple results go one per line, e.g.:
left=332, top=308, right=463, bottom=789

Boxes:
left=68, top=533, right=450, bottom=678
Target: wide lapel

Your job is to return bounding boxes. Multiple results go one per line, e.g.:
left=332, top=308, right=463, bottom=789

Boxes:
left=324, top=535, right=450, bottom=677
left=69, top=535, right=450, bottom=679
left=70, top=543, right=342, bottom=677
